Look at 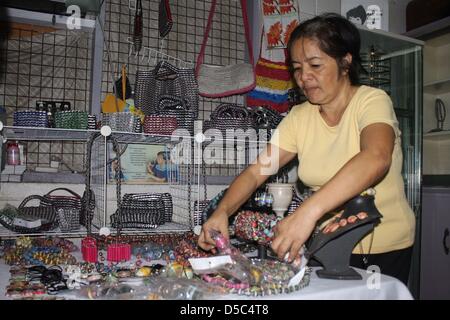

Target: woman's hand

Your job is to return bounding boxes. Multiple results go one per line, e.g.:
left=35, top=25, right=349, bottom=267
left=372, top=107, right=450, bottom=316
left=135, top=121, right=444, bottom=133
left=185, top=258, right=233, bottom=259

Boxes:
left=271, top=208, right=318, bottom=262
left=198, top=210, right=230, bottom=252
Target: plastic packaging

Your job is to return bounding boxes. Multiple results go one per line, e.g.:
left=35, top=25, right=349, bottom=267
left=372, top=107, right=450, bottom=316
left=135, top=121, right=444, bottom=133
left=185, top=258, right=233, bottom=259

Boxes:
left=208, top=230, right=263, bottom=286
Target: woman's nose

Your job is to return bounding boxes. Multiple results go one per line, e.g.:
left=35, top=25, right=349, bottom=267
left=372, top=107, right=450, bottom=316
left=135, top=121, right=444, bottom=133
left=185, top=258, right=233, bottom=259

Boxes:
left=300, top=67, right=312, bottom=82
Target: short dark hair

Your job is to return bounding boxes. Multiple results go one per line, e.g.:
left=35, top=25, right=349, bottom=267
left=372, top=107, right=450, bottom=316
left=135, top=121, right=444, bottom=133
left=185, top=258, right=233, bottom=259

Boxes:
left=157, top=151, right=170, bottom=160
left=346, top=5, right=367, bottom=24
left=287, top=13, right=367, bottom=85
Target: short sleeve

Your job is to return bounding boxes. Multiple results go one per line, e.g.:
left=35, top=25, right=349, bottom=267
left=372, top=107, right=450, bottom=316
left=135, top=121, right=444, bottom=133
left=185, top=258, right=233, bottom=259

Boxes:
left=269, top=107, right=299, bottom=153
left=357, top=89, right=400, bottom=138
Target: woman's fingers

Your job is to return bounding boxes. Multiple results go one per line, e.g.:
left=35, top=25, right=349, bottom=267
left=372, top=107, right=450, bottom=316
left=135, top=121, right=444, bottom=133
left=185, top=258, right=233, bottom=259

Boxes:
left=288, top=241, right=302, bottom=263
left=271, top=237, right=292, bottom=261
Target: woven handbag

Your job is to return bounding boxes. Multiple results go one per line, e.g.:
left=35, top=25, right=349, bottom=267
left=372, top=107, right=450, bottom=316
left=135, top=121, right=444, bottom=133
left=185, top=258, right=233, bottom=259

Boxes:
left=56, top=207, right=80, bottom=232
left=0, top=196, right=58, bottom=233
left=110, top=193, right=166, bottom=229
left=157, top=95, right=196, bottom=135
left=134, top=61, right=199, bottom=118
left=209, top=103, right=253, bottom=132
left=195, top=0, right=255, bottom=98
left=41, top=187, right=82, bottom=211
left=40, top=187, right=94, bottom=229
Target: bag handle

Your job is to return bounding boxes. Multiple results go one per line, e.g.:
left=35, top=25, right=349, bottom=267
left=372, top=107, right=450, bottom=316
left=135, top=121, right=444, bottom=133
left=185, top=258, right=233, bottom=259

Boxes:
left=195, top=0, right=254, bottom=76
left=18, top=195, right=49, bottom=209
left=158, top=95, right=189, bottom=111
left=45, top=188, right=81, bottom=199
left=153, top=60, right=179, bottom=80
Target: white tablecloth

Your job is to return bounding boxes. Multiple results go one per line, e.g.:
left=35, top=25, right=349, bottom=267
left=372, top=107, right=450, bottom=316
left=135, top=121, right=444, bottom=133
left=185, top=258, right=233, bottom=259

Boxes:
left=220, top=267, right=413, bottom=300
left=0, top=260, right=412, bottom=300
left=0, top=238, right=413, bottom=300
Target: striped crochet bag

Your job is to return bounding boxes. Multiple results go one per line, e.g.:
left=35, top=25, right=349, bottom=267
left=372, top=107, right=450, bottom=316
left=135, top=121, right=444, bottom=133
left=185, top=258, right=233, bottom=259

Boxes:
left=246, top=54, right=295, bottom=113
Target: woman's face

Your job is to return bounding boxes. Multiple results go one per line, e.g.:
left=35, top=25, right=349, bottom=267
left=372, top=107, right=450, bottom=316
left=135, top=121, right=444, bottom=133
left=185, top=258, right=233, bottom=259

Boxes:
left=290, top=37, right=350, bottom=105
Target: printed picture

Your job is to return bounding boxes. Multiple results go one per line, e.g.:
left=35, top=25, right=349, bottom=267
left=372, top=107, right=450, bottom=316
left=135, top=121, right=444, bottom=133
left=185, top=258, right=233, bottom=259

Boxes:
left=341, top=0, right=389, bottom=31
left=109, top=144, right=179, bottom=184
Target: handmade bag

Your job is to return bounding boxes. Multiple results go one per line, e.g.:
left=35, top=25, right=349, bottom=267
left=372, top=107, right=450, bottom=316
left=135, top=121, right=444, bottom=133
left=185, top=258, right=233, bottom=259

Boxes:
left=246, top=32, right=295, bottom=113
left=40, top=187, right=94, bottom=230
left=110, top=193, right=167, bottom=229
left=0, top=196, right=58, bottom=233
left=157, top=95, right=196, bottom=135
left=195, top=0, right=255, bottom=98
left=208, top=103, right=253, bottom=132
left=134, top=61, right=199, bottom=118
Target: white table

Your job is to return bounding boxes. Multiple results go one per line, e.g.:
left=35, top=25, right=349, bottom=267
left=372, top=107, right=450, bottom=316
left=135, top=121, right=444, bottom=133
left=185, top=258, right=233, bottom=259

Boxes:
left=0, top=238, right=413, bottom=300
left=220, top=267, right=413, bottom=300
left=0, top=259, right=413, bottom=300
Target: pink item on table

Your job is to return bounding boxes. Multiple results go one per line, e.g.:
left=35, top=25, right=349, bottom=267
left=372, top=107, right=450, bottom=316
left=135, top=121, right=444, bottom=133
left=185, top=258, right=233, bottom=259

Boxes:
left=107, top=243, right=131, bottom=262
left=81, top=237, right=98, bottom=263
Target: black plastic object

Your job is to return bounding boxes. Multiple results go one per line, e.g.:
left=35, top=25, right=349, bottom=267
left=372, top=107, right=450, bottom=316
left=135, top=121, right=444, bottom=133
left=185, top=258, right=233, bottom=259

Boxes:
left=133, top=0, right=143, bottom=52
left=306, top=194, right=383, bottom=280
left=159, top=0, right=173, bottom=38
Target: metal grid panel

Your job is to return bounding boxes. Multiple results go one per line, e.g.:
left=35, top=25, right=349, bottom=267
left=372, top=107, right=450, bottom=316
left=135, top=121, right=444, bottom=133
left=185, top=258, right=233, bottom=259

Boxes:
left=102, top=0, right=247, bottom=122
left=86, top=133, right=199, bottom=234
left=0, top=24, right=93, bottom=172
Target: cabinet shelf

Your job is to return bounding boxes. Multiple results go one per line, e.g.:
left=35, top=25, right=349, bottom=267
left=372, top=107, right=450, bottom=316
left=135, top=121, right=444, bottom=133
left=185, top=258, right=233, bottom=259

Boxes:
left=1, top=126, right=188, bottom=145
left=423, top=131, right=450, bottom=141
left=424, top=78, right=450, bottom=95
left=0, top=221, right=190, bottom=238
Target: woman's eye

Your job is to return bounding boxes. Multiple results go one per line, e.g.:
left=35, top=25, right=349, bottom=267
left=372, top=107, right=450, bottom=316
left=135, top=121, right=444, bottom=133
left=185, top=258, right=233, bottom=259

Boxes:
left=311, top=64, right=321, bottom=68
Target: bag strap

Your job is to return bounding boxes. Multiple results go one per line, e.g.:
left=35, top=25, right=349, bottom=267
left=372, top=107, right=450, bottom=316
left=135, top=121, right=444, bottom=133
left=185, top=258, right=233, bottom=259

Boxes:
left=195, top=0, right=254, bottom=76
left=158, top=95, right=188, bottom=111
left=153, top=61, right=179, bottom=80
left=19, top=195, right=49, bottom=209
left=45, top=188, right=81, bottom=199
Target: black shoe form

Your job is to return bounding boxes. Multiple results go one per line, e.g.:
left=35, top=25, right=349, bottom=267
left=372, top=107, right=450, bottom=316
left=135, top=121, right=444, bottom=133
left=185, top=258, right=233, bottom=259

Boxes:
left=305, top=194, right=383, bottom=280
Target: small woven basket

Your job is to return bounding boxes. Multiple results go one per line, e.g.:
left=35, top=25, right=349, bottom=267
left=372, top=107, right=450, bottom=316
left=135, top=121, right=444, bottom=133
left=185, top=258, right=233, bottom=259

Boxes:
left=143, top=115, right=178, bottom=135
left=101, top=112, right=142, bottom=133
left=55, top=111, right=89, bottom=129
left=13, top=111, right=49, bottom=128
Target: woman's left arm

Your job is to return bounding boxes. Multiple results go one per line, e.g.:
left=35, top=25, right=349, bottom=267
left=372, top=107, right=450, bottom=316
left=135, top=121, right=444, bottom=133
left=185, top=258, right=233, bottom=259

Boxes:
left=271, top=123, right=395, bottom=261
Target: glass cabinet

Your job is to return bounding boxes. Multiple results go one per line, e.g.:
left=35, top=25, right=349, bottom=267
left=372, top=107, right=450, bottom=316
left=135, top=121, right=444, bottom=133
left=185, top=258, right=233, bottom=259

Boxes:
left=358, top=27, right=423, bottom=298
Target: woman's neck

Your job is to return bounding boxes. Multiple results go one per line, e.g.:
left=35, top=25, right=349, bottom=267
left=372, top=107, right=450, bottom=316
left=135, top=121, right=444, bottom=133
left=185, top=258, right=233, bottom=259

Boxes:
left=319, top=81, right=357, bottom=126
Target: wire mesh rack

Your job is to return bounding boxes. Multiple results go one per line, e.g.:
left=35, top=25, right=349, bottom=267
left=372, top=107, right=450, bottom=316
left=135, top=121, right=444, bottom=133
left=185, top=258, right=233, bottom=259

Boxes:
left=84, top=131, right=203, bottom=235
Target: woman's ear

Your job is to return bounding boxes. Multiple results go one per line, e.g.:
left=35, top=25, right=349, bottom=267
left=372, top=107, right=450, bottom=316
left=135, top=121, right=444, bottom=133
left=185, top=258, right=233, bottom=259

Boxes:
left=341, top=53, right=353, bottom=75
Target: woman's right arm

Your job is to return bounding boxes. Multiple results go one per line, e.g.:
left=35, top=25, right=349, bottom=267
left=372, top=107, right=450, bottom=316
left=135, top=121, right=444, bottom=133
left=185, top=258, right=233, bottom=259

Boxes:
left=198, top=143, right=297, bottom=251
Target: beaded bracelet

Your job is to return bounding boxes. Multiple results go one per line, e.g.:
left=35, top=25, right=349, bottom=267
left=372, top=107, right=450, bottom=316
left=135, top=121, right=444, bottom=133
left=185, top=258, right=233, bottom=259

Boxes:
left=234, top=210, right=280, bottom=244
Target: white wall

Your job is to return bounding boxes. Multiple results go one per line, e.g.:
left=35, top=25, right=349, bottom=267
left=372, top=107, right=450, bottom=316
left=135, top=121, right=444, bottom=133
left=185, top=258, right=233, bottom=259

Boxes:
left=388, top=0, right=412, bottom=34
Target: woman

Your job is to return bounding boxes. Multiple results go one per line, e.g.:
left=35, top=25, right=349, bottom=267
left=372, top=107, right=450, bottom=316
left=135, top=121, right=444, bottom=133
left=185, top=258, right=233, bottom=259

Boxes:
left=198, top=13, right=415, bottom=285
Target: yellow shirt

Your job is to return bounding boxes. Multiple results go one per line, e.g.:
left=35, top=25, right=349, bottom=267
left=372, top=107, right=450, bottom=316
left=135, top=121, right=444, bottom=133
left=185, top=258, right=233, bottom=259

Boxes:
left=270, top=85, right=415, bottom=254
